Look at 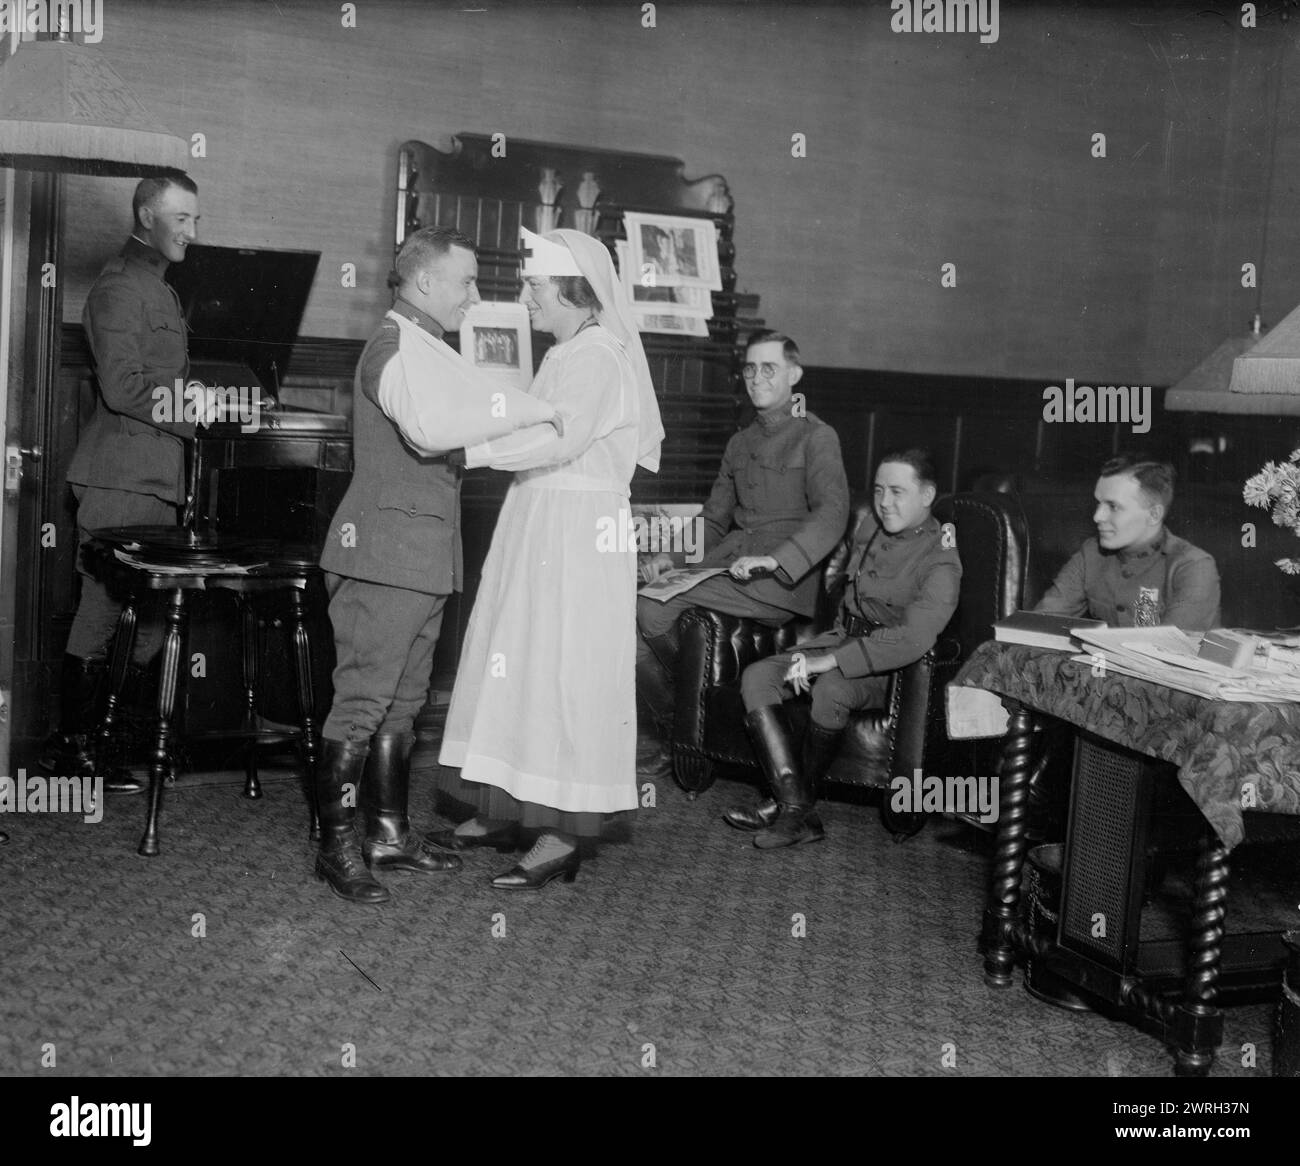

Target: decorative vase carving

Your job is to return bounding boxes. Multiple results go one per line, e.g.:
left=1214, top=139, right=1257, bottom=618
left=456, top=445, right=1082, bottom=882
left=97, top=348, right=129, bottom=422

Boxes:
left=536, top=168, right=563, bottom=232
left=575, top=170, right=601, bottom=234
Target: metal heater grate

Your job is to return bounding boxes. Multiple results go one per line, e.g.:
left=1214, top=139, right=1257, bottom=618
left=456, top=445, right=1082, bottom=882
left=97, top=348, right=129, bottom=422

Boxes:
left=1059, top=733, right=1156, bottom=970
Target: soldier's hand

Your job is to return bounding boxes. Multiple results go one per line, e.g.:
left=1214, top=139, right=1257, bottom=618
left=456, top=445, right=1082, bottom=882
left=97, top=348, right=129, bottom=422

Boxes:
left=640, top=552, right=675, bottom=583
left=729, top=555, right=778, bottom=580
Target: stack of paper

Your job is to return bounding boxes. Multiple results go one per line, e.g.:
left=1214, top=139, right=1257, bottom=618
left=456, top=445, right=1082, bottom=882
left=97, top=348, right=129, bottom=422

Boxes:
left=1070, top=626, right=1300, bottom=703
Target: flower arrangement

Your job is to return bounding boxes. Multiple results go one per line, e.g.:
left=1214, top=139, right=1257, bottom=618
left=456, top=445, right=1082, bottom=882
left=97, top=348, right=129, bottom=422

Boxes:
left=1244, top=449, right=1300, bottom=574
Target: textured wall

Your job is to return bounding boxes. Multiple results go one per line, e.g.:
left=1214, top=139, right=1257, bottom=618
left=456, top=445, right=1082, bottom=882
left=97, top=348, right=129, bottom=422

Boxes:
left=27, top=0, right=1300, bottom=381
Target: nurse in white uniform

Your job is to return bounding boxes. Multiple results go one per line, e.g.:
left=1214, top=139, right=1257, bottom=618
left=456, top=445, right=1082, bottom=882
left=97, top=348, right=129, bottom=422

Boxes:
left=433, top=228, right=664, bottom=889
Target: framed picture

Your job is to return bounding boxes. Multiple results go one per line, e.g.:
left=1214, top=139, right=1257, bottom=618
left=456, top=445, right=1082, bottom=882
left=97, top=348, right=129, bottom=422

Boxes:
left=615, top=240, right=714, bottom=336
left=622, top=211, right=722, bottom=291
left=632, top=310, right=709, bottom=338
left=459, top=301, right=533, bottom=390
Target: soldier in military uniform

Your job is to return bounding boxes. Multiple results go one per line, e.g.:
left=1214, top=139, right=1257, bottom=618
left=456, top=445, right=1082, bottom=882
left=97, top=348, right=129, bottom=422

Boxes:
left=635, top=331, right=850, bottom=779
left=728, top=448, right=962, bottom=848
left=314, top=226, right=559, bottom=905
left=1035, top=455, right=1220, bottom=630
left=40, top=174, right=201, bottom=795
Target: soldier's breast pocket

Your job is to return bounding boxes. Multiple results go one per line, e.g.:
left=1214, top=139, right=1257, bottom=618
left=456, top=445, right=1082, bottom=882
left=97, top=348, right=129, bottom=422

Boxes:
left=746, top=447, right=807, bottom=512
left=372, top=485, right=455, bottom=574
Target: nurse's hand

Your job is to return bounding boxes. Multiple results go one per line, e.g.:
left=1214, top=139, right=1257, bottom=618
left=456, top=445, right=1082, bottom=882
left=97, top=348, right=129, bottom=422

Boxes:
left=640, top=552, right=675, bottom=583
left=729, top=555, right=778, bottom=580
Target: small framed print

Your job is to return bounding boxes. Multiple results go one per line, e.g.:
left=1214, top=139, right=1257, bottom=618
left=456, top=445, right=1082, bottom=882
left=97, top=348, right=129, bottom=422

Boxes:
left=622, top=211, right=722, bottom=291
left=459, top=301, right=533, bottom=391
left=615, top=240, right=714, bottom=336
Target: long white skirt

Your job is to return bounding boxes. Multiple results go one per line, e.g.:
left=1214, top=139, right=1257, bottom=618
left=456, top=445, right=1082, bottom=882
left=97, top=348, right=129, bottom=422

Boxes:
left=438, top=481, right=638, bottom=813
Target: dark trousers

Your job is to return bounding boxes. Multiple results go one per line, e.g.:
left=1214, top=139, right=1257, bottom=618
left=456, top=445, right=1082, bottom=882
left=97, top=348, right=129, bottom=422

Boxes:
left=741, top=643, right=889, bottom=730
left=323, top=574, right=447, bottom=742
left=635, top=575, right=794, bottom=723
left=66, top=484, right=176, bottom=661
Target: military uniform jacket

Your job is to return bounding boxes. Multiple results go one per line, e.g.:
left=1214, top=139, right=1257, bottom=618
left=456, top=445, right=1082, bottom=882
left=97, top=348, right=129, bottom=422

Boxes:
left=1035, top=529, right=1221, bottom=631
left=814, top=511, right=962, bottom=679
left=319, top=302, right=464, bottom=596
left=693, top=409, right=850, bottom=617
left=68, top=236, right=194, bottom=503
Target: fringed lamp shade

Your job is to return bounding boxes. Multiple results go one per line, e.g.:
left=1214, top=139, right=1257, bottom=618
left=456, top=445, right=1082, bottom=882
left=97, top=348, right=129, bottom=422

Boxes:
left=0, top=39, right=187, bottom=175
left=1164, top=331, right=1263, bottom=410
left=1161, top=318, right=1300, bottom=414
left=1229, top=302, right=1300, bottom=397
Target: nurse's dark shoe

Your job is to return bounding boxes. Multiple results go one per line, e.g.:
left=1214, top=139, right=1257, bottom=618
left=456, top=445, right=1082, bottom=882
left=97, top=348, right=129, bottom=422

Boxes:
left=491, top=832, right=580, bottom=890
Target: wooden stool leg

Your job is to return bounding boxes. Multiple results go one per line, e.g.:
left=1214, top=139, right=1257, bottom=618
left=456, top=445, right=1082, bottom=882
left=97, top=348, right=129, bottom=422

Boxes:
left=982, top=702, right=1035, bottom=988
left=240, top=594, right=262, bottom=800
left=138, top=588, right=188, bottom=858
left=97, top=595, right=139, bottom=774
left=287, top=584, right=320, bottom=841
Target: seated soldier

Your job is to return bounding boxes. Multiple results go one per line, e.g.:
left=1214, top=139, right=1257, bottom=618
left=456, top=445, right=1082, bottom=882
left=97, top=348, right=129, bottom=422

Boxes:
left=636, top=330, right=849, bottom=779
left=729, top=448, right=962, bottom=849
left=1035, top=455, right=1220, bottom=630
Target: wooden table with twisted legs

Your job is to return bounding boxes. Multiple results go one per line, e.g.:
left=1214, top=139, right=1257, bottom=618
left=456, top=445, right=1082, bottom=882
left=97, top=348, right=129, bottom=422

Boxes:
left=979, top=698, right=1265, bottom=1076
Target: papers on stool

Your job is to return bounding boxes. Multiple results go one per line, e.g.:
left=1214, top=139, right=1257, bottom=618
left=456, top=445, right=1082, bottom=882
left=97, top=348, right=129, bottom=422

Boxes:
left=1069, top=625, right=1300, bottom=702
left=637, top=567, right=728, bottom=603
left=113, top=548, right=267, bottom=576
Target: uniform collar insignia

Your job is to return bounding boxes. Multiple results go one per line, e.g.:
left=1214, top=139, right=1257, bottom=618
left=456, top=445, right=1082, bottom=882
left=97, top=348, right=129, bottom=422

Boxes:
left=392, top=297, right=443, bottom=338
left=123, top=235, right=169, bottom=278
left=1117, top=527, right=1169, bottom=562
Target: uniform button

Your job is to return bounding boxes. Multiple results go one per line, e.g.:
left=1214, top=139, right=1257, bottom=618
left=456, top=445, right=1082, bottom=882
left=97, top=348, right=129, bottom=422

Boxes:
left=868, top=570, right=877, bottom=579
left=1117, top=604, right=1127, bottom=612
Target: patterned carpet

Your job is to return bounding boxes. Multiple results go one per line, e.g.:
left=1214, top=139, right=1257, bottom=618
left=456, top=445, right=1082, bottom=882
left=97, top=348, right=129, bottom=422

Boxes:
left=0, top=740, right=1291, bottom=1078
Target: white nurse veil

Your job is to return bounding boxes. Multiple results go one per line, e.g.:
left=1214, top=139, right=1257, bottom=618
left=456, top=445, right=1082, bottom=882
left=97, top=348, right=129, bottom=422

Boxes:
left=543, top=228, right=665, bottom=474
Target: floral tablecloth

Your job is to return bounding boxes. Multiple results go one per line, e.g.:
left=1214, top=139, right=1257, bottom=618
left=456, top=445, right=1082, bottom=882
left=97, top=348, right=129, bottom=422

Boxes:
left=953, top=641, right=1300, bottom=849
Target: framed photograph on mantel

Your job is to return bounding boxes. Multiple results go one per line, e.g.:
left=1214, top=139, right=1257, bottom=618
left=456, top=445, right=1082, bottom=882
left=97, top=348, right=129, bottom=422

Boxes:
left=622, top=211, right=723, bottom=292
left=459, top=301, right=533, bottom=391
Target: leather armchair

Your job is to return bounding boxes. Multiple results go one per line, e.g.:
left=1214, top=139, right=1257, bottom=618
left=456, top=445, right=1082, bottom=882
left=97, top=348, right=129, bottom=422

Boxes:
left=669, top=491, right=1028, bottom=835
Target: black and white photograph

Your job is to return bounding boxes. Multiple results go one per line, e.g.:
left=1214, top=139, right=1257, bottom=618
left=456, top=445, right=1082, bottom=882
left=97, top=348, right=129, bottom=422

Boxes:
left=623, top=209, right=723, bottom=290
left=459, top=300, right=530, bottom=389
left=473, top=326, right=519, bottom=370
left=3, top=0, right=1300, bottom=1131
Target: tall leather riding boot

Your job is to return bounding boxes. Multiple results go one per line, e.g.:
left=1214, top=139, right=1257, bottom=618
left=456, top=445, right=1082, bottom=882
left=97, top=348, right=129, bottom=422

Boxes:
left=802, top=721, right=845, bottom=798
left=315, top=738, right=390, bottom=904
left=37, top=654, right=144, bottom=795
left=723, top=702, right=789, bottom=832
left=361, top=731, right=461, bottom=874
left=724, top=721, right=844, bottom=831
left=636, top=633, right=679, bottom=780
left=744, top=704, right=825, bottom=850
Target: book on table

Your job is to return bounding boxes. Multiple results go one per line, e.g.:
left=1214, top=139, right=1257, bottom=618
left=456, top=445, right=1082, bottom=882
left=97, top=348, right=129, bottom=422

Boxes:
left=992, top=610, right=1106, bottom=650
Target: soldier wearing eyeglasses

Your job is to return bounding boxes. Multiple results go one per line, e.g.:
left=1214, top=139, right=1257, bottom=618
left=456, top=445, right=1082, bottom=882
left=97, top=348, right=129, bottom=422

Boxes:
left=635, top=330, right=850, bottom=781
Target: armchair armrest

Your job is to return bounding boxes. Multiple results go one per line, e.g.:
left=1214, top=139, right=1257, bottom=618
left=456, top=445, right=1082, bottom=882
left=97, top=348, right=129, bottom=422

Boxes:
left=674, top=606, right=785, bottom=749
left=886, top=652, right=936, bottom=779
